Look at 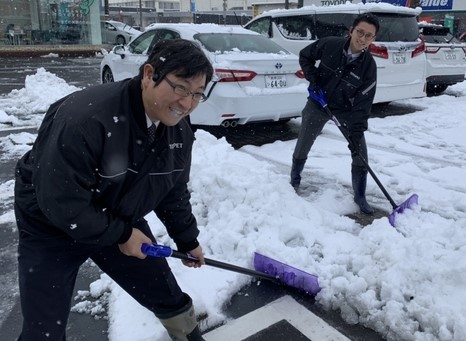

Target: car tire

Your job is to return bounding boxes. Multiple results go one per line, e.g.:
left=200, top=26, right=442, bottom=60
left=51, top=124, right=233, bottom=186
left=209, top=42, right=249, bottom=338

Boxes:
left=116, top=35, right=126, bottom=45
left=427, top=84, right=448, bottom=96
left=102, top=67, right=114, bottom=83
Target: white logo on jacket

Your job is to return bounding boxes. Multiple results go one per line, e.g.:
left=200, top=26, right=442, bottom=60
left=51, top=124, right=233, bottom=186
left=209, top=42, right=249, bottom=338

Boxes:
left=169, top=143, right=183, bottom=149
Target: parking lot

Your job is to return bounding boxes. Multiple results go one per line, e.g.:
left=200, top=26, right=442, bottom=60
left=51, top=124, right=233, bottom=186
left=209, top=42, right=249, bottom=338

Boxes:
left=0, top=54, right=421, bottom=341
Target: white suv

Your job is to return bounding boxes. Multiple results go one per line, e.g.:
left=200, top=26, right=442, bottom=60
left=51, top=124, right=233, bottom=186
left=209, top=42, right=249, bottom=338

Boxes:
left=244, top=3, right=427, bottom=104
left=419, top=22, right=466, bottom=95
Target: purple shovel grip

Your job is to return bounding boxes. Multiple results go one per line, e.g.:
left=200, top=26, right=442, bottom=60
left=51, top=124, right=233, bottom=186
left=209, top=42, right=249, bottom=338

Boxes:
left=388, top=194, right=419, bottom=227
left=254, top=252, right=321, bottom=295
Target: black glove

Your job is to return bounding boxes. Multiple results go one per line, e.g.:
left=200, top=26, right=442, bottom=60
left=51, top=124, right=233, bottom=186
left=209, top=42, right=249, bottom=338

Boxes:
left=307, top=74, right=319, bottom=94
left=348, top=133, right=363, bottom=157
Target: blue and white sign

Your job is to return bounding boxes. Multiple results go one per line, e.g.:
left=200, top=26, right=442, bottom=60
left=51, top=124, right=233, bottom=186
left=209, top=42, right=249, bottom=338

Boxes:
left=363, top=0, right=453, bottom=10
left=305, top=0, right=463, bottom=10
left=419, top=0, right=453, bottom=11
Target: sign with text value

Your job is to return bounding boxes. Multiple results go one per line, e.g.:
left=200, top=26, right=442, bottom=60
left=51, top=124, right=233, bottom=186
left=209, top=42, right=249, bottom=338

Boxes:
left=303, top=0, right=462, bottom=11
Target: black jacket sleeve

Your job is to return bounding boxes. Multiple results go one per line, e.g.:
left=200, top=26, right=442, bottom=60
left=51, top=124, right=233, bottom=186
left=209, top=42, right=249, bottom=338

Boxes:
left=155, top=151, right=200, bottom=253
left=32, top=101, right=132, bottom=246
left=299, top=40, right=324, bottom=85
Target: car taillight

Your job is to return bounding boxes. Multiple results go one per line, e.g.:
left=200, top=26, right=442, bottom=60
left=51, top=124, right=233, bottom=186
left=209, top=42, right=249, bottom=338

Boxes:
left=425, top=46, right=440, bottom=54
left=295, top=70, right=305, bottom=78
left=215, top=69, right=257, bottom=82
left=412, top=40, right=425, bottom=58
left=369, top=44, right=388, bottom=59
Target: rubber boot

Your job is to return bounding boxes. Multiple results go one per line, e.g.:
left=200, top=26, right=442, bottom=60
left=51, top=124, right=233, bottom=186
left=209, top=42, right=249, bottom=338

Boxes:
left=352, top=169, right=374, bottom=215
left=290, top=157, right=306, bottom=190
left=157, top=295, right=205, bottom=341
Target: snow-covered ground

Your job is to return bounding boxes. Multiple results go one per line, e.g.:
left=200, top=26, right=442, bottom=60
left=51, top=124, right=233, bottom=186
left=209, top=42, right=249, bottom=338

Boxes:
left=1, top=68, right=465, bottom=341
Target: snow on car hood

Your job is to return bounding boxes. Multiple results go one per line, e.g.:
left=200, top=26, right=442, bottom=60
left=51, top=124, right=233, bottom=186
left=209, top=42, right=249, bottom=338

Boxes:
left=123, top=26, right=141, bottom=35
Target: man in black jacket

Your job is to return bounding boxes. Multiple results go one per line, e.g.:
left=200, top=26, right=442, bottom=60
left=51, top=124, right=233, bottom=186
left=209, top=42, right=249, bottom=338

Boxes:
left=291, top=13, right=379, bottom=215
left=14, top=39, right=213, bottom=341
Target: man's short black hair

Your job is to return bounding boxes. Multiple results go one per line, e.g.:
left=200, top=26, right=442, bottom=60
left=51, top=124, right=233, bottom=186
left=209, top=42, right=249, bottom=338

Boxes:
left=138, top=39, right=214, bottom=86
left=353, top=13, right=380, bottom=34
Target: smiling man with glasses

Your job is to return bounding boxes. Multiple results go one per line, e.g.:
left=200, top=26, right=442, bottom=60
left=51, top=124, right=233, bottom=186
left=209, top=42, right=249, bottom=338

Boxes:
left=163, top=76, right=207, bottom=103
left=290, top=13, right=380, bottom=215
left=354, top=28, right=377, bottom=40
left=14, top=39, right=213, bottom=341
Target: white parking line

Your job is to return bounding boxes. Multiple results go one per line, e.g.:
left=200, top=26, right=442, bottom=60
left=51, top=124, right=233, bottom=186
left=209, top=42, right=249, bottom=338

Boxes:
left=0, top=126, right=37, bottom=132
left=203, top=295, right=350, bottom=341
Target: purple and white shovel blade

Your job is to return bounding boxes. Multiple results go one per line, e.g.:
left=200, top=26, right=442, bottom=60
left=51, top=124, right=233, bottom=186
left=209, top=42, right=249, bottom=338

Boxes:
left=388, top=194, right=419, bottom=227
left=254, top=252, right=320, bottom=295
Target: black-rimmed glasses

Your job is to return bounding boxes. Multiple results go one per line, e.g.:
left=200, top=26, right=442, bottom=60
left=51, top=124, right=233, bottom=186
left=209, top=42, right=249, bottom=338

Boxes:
left=354, top=28, right=376, bottom=40
left=164, top=77, right=207, bottom=103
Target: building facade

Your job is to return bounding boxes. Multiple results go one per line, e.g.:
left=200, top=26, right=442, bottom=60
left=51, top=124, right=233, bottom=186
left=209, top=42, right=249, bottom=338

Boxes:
left=2, top=0, right=464, bottom=46
left=0, top=0, right=263, bottom=45
left=1, top=0, right=103, bottom=45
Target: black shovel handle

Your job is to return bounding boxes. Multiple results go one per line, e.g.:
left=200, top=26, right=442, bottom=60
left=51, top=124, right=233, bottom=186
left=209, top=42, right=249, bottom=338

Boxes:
left=309, top=87, right=398, bottom=209
left=322, top=105, right=398, bottom=209
left=142, top=243, right=278, bottom=282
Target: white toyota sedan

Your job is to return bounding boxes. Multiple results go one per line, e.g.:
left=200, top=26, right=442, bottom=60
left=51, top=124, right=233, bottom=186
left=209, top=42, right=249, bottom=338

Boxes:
left=102, top=20, right=141, bottom=45
left=99, top=23, right=308, bottom=126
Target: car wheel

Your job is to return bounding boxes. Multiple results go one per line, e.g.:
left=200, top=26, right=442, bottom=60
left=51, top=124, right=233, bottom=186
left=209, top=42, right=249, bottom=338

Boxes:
left=116, top=35, right=126, bottom=45
left=102, top=67, right=114, bottom=83
left=427, top=84, right=448, bottom=96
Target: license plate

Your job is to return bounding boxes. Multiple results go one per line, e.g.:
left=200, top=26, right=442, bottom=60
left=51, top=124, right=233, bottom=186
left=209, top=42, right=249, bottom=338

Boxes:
left=445, top=51, right=457, bottom=60
left=265, top=75, right=287, bottom=88
left=393, top=52, right=406, bottom=64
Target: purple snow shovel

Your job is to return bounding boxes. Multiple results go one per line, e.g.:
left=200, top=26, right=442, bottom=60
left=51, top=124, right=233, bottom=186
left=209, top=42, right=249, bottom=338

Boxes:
left=253, top=252, right=320, bottom=294
left=141, top=244, right=321, bottom=295
left=308, top=87, right=419, bottom=227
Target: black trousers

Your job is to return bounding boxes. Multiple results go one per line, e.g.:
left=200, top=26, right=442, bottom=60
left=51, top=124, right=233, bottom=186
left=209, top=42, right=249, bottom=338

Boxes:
left=293, top=99, right=368, bottom=169
left=16, top=220, right=187, bottom=341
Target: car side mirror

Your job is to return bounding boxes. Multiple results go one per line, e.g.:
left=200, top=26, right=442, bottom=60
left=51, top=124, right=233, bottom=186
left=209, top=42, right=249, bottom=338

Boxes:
left=114, top=45, right=126, bottom=59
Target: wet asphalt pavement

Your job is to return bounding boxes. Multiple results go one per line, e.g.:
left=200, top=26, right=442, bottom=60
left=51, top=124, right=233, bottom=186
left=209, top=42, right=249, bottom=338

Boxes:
left=0, top=55, right=419, bottom=340
left=0, top=55, right=102, bottom=94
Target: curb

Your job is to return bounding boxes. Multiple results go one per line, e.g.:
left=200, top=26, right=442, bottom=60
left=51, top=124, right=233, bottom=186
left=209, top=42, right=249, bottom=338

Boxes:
left=0, top=44, right=113, bottom=58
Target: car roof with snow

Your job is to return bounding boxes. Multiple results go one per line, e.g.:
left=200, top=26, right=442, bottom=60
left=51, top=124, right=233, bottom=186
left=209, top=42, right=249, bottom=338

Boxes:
left=254, top=2, right=421, bottom=18
left=144, top=23, right=262, bottom=36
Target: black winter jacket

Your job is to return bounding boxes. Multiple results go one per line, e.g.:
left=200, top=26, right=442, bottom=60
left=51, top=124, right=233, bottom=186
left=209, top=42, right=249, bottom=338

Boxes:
left=299, top=36, right=377, bottom=134
left=14, top=76, right=199, bottom=251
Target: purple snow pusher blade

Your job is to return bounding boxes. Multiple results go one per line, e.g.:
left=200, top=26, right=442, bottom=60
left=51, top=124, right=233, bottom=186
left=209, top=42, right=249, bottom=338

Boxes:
left=388, top=194, right=419, bottom=227
left=254, top=252, right=320, bottom=295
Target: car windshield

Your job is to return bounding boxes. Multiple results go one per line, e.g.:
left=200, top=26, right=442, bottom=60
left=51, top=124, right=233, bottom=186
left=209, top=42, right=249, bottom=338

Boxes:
left=313, top=13, right=355, bottom=39
left=128, top=30, right=156, bottom=54
left=195, top=33, right=289, bottom=54
left=421, top=26, right=460, bottom=44
left=374, top=13, right=420, bottom=42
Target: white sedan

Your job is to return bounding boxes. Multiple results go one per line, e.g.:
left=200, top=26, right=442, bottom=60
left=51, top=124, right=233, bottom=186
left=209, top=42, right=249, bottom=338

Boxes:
left=100, top=23, right=308, bottom=126
left=103, top=20, right=141, bottom=45
left=419, top=23, right=466, bottom=95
